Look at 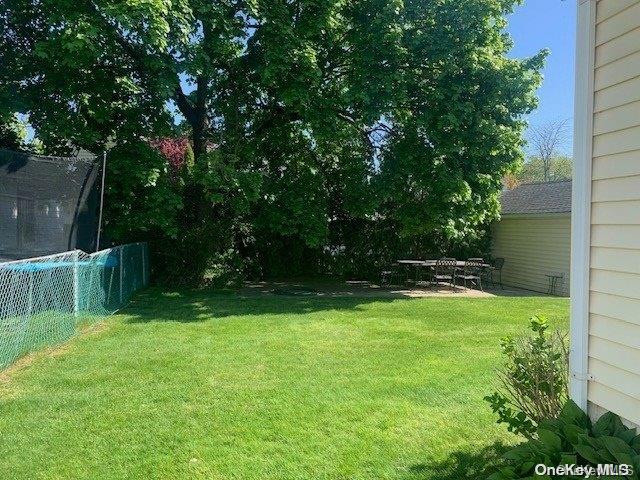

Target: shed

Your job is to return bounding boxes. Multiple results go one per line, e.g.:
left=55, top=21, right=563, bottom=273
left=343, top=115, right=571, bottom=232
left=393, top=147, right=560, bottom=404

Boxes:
left=491, top=180, right=571, bottom=296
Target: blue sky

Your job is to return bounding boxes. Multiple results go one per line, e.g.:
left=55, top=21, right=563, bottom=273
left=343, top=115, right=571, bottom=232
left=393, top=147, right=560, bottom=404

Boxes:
left=506, top=0, right=576, bottom=155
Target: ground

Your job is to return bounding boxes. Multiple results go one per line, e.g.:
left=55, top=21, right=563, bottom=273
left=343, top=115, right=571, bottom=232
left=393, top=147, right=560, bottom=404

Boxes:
left=0, top=286, right=568, bottom=480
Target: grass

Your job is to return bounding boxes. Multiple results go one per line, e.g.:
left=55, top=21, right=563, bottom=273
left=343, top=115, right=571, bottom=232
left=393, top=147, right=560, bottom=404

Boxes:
left=0, top=288, right=568, bottom=480
left=0, top=311, right=106, bottom=368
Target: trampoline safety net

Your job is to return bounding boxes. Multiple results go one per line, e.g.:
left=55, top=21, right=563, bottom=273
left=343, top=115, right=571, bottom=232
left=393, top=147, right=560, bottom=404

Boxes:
left=0, top=149, right=103, bottom=261
left=0, top=243, right=149, bottom=369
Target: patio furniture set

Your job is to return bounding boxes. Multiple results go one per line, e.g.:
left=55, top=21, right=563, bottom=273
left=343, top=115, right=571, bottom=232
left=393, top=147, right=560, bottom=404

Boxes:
left=381, top=257, right=505, bottom=291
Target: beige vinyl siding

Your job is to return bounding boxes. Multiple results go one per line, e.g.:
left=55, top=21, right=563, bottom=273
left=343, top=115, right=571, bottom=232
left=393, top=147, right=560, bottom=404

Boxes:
left=491, top=215, right=570, bottom=295
left=587, top=0, right=640, bottom=426
left=594, top=76, right=640, bottom=112
left=596, top=0, right=639, bottom=24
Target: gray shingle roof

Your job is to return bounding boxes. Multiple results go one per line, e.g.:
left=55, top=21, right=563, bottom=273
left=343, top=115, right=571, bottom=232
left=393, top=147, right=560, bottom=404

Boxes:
left=500, top=180, right=572, bottom=215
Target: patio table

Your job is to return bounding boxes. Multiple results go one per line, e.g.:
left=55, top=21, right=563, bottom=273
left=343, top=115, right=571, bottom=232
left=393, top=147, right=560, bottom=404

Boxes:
left=396, top=260, right=428, bottom=266
left=396, top=260, right=430, bottom=283
left=420, top=260, right=491, bottom=268
left=396, top=259, right=491, bottom=286
left=397, top=260, right=490, bottom=268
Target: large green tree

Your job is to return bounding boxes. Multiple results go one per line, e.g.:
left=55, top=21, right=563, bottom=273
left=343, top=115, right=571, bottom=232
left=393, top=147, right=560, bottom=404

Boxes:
left=377, top=0, right=546, bottom=257
left=1, top=0, right=545, bottom=282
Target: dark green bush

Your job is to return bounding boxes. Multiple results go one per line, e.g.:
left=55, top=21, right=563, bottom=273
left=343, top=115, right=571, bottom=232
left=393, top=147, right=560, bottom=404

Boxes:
left=487, top=400, right=640, bottom=479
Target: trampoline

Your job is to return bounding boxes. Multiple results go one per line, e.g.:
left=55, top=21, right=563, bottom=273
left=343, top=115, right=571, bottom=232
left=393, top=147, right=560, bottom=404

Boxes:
left=0, top=149, right=105, bottom=260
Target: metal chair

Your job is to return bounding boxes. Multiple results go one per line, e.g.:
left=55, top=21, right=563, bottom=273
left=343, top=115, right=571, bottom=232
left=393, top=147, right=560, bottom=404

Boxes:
left=419, top=256, right=437, bottom=286
left=491, top=258, right=505, bottom=289
left=456, top=258, right=484, bottom=291
left=433, top=258, right=457, bottom=288
left=380, top=266, right=402, bottom=287
left=545, top=272, right=564, bottom=296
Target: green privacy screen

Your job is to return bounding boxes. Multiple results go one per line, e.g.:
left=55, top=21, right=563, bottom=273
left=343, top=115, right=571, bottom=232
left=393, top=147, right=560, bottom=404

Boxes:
left=0, top=243, right=149, bottom=369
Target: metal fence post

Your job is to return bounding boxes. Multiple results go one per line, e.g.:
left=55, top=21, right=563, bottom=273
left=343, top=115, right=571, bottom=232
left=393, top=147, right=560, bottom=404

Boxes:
left=119, top=246, right=124, bottom=304
left=73, top=251, right=79, bottom=317
left=27, top=272, right=34, bottom=320
left=146, top=243, right=150, bottom=286
left=27, top=274, right=33, bottom=320
left=141, top=243, right=146, bottom=287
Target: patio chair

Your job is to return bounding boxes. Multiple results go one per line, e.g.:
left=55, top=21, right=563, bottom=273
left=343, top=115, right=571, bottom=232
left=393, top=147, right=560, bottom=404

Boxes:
left=420, top=263, right=435, bottom=287
left=380, top=265, right=403, bottom=287
left=456, top=258, right=484, bottom=291
left=433, top=258, right=457, bottom=289
left=490, top=258, right=505, bottom=289
left=545, top=272, right=564, bottom=296
left=416, top=255, right=437, bottom=286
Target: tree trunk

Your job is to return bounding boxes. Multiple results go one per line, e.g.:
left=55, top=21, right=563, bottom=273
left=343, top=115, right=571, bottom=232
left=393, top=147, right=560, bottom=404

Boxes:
left=543, top=157, right=551, bottom=182
left=171, top=81, right=213, bottom=284
left=191, top=76, right=209, bottom=162
left=192, top=123, right=206, bottom=162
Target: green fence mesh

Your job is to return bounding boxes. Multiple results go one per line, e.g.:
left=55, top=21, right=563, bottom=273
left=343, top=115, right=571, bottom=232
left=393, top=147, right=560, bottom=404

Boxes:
left=0, top=243, right=149, bottom=369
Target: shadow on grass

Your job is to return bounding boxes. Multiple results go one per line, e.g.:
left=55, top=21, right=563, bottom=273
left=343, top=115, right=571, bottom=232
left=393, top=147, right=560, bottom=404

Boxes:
left=122, top=286, right=406, bottom=323
left=408, top=441, right=510, bottom=480
left=121, top=279, right=556, bottom=324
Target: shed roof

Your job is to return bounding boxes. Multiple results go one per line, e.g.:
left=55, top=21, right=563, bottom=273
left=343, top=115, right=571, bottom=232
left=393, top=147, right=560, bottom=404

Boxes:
left=500, top=180, right=572, bottom=215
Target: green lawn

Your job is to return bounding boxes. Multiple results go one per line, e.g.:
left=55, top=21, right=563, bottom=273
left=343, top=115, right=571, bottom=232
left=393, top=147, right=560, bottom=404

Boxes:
left=0, top=289, right=568, bottom=480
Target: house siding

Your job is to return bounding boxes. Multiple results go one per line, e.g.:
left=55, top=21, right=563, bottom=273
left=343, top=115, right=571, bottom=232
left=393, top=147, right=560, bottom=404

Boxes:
left=491, top=215, right=571, bottom=296
left=585, top=0, right=640, bottom=426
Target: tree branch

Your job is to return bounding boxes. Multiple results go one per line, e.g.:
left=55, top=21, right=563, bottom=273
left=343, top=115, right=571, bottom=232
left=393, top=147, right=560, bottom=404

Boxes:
left=85, top=0, right=198, bottom=126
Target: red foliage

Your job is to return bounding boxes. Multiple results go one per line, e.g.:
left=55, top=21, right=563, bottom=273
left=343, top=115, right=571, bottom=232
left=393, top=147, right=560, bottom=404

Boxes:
left=149, top=137, right=190, bottom=170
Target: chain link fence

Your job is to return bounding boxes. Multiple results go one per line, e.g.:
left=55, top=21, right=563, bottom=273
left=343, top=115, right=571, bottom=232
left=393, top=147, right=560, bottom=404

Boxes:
left=0, top=243, right=149, bottom=369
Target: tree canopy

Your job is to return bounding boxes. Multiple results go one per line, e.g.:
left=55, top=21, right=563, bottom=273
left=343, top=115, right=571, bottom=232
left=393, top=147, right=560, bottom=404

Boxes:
left=0, top=0, right=546, bottom=283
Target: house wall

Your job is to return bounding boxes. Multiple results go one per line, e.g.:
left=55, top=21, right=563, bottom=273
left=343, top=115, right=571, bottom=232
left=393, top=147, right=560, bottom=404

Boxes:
left=491, top=215, right=571, bottom=296
left=572, top=0, right=640, bottom=426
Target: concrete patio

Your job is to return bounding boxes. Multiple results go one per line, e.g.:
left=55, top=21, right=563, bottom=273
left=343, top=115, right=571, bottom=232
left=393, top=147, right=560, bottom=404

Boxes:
left=239, top=280, right=548, bottom=299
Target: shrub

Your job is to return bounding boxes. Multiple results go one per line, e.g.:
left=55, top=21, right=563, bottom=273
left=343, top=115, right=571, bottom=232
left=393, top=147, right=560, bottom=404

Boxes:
left=485, top=315, right=569, bottom=437
left=487, top=400, right=640, bottom=479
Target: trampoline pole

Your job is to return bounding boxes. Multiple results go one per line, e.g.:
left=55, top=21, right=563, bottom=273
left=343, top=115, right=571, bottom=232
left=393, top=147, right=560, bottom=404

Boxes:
left=96, top=151, right=107, bottom=252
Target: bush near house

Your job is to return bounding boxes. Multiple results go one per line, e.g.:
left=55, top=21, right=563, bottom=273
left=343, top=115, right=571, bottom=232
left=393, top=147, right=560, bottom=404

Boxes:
left=485, top=316, right=569, bottom=438
left=487, top=400, right=640, bottom=480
